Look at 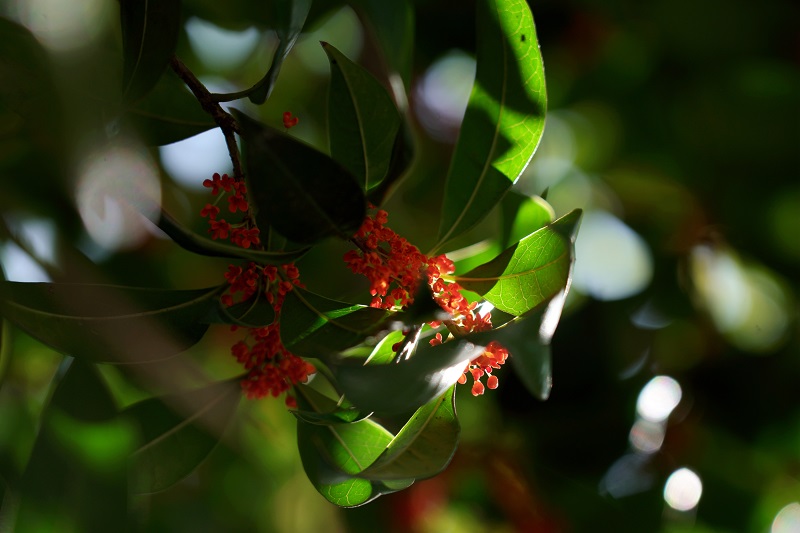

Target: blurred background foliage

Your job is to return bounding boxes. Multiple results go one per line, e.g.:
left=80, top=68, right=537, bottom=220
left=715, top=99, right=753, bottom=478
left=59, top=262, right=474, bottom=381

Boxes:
left=0, top=0, right=799, bottom=531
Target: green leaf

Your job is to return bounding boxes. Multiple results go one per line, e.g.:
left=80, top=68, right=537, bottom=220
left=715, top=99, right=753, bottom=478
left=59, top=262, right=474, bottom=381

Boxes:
left=501, top=191, right=554, bottom=248
left=295, top=386, right=412, bottom=507
left=125, top=69, right=216, bottom=146
left=433, top=0, right=547, bottom=252
left=359, top=386, right=459, bottom=480
left=247, top=0, right=312, bottom=104
left=206, top=291, right=276, bottom=329
left=17, top=360, right=129, bottom=531
left=156, top=207, right=310, bottom=264
left=333, top=338, right=485, bottom=415
left=0, top=282, right=218, bottom=364
left=119, top=0, right=182, bottom=102
left=349, top=0, right=414, bottom=89
left=291, top=384, right=369, bottom=425
left=453, top=209, right=581, bottom=316
left=324, top=42, right=401, bottom=192
left=280, top=289, right=391, bottom=359
left=124, top=380, right=240, bottom=494
left=236, top=111, right=367, bottom=244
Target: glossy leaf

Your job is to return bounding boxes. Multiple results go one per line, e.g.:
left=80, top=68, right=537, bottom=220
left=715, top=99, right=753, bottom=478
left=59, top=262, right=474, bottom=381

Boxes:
left=124, top=380, right=240, bottom=494
left=236, top=111, right=367, bottom=244
left=324, top=42, right=401, bottom=192
left=280, top=289, right=391, bottom=359
left=501, top=191, right=554, bottom=248
left=453, top=209, right=581, bottom=316
left=291, top=384, right=369, bottom=425
left=126, top=70, right=216, bottom=146
left=295, top=386, right=412, bottom=507
left=433, top=0, right=547, bottom=252
left=248, top=0, right=311, bottom=104
left=360, top=386, right=459, bottom=480
left=333, top=338, right=485, bottom=415
left=156, top=207, right=310, bottom=264
left=0, top=282, right=218, bottom=364
left=119, top=0, right=181, bottom=102
left=207, top=291, right=276, bottom=329
left=17, top=360, right=129, bottom=530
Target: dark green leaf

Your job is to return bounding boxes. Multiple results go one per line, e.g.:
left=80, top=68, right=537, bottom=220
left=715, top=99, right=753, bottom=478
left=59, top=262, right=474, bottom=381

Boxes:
left=324, top=42, right=401, bottom=192
left=501, top=191, right=554, bottom=248
left=119, top=0, right=181, bottom=102
left=124, top=380, right=240, bottom=494
left=236, top=111, right=367, bottom=244
left=280, top=289, right=391, bottom=358
left=453, top=209, right=581, bottom=316
left=17, top=360, right=130, bottom=531
left=350, top=0, right=414, bottom=89
left=360, top=386, right=459, bottom=480
left=156, top=207, right=310, bottom=264
left=333, top=337, right=485, bottom=415
left=206, top=291, right=276, bottom=329
left=366, top=122, right=415, bottom=206
left=247, top=0, right=312, bottom=104
left=125, top=70, right=216, bottom=146
left=295, top=386, right=412, bottom=507
left=433, top=0, right=547, bottom=252
left=0, top=282, right=219, bottom=364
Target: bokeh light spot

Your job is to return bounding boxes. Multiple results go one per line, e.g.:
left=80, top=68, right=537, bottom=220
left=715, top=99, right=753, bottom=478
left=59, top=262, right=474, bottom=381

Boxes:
left=663, top=468, right=702, bottom=512
left=10, top=0, right=111, bottom=51
left=636, top=375, right=682, bottom=423
left=186, top=17, right=260, bottom=71
left=414, top=50, right=476, bottom=142
left=772, top=502, right=800, bottom=533
left=159, top=128, right=232, bottom=191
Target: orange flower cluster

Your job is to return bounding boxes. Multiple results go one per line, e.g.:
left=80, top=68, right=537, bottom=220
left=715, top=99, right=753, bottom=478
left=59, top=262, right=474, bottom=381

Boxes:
left=202, top=172, right=313, bottom=405
left=344, top=209, right=507, bottom=396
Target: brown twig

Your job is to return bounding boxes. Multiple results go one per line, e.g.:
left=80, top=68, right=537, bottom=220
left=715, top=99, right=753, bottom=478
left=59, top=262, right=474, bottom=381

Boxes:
left=169, top=55, right=244, bottom=181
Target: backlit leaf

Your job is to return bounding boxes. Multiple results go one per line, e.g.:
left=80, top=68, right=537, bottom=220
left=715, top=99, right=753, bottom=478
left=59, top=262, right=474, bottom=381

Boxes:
left=125, top=380, right=241, bottom=494
left=433, top=0, right=546, bottom=252
left=0, top=282, right=219, bottom=364
left=126, top=70, right=216, bottom=145
left=453, top=209, right=581, bottom=316
left=501, top=191, right=554, bottom=248
left=360, top=386, right=459, bottom=480
left=236, top=111, right=367, bottom=244
left=119, top=0, right=181, bottom=102
left=324, top=42, right=401, bottom=191
left=291, top=384, right=369, bottom=425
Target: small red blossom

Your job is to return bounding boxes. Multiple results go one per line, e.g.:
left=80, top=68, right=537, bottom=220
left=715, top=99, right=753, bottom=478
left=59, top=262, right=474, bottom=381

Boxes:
left=283, top=111, right=299, bottom=129
left=200, top=203, right=220, bottom=219
left=208, top=219, right=231, bottom=240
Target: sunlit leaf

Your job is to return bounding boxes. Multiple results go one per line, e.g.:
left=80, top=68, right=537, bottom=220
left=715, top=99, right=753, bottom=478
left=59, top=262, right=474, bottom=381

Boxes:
left=156, top=207, right=310, bottom=264
left=453, top=209, right=581, bottom=316
left=280, top=289, right=391, bottom=358
left=17, top=360, right=128, bottom=530
left=248, top=0, right=311, bottom=104
left=236, top=111, right=367, bottom=244
left=119, top=0, right=181, bottom=102
left=126, top=70, right=216, bottom=146
left=360, top=386, right=459, bottom=480
left=295, top=386, right=412, bottom=507
left=291, top=384, right=369, bottom=425
left=324, top=42, right=401, bottom=192
left=501, top=191, right=554, bottom=248
left=433, top=0, right=546, bottom=252
left=0, top=282, right=219, bottom=364
left=125, top=380, right=240, bottom=494
left=333, top=337, right=485, bottom=415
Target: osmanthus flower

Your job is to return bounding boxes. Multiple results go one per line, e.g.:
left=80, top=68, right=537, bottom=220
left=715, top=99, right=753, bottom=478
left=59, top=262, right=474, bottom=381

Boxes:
left=344, top=208, right=509, bottom=396
left=202, top=172, right=313, bottom=405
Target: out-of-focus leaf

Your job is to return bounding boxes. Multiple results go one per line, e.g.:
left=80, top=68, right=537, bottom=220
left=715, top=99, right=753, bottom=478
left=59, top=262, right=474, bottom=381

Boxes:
left=291, top=384, right=369, bottom=425
left=501, top=191, right=554, bottom=248
left=280, top=289, right=391, bottom=358
left=124, top=380, right=240, bottom=494
left=0, top=283, right=219, bottom=364
left=156, top=207, right=310, bottom=264
left=295, top=386, right=412, bottom=507
left=125, top=70, right=216, bottom=146
left=236, top=111, right=367, bottom=244
left=333, top=338, right=485, bottom=415
left=350, top=0, right=414, bottom=90
left=205, top=291, right=276, bottom=329
left=360, top=386, right=459, bottom=480
left=324, top=42, right=401, bottom=192
left=433, top=0, right=546, bottom=252
left=17, top=360, right=129, bottom=531
left=453, top=209, right=581, bottom=316
left=247, top=0, right=311, bottom=104
left=119, top=0, right=181, bottom=102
